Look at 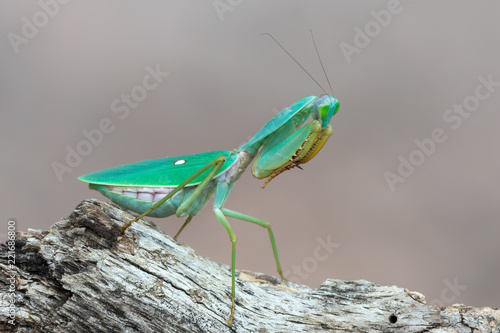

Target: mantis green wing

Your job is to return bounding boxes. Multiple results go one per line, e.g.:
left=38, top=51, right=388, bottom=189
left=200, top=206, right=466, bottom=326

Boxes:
left=78, top=151, right=236, bottom=218
left=78, top=150, right=235, bottom=186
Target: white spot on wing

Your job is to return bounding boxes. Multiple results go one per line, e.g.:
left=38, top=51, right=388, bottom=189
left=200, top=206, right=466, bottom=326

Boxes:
left=174, top=159, right=186, bottom=165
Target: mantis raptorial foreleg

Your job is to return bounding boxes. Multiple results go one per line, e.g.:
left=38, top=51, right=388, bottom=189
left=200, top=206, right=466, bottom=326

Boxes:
left=120, top=156, right=226, bottom=233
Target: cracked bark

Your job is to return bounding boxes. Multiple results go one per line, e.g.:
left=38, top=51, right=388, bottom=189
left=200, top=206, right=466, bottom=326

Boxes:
left=1, top=199, right=499, bottom=332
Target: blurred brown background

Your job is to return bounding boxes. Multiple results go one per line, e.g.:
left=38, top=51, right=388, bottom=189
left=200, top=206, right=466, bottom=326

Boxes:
left=1, top=1, right=499, bottom=308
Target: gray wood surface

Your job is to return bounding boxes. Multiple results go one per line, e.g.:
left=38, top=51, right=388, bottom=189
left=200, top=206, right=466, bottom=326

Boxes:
left=1, top=199, right=499, bottom=332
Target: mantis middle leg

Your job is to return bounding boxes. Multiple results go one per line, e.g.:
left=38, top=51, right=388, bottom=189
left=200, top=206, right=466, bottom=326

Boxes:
left=213, top=182, right=286, bottom=325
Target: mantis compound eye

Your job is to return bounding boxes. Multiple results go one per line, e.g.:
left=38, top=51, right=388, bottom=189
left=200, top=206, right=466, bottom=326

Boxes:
left=313, top=94, right=339, bottom=129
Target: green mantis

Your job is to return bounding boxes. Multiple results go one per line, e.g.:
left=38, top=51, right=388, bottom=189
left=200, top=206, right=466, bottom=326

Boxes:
left=78, top=94, right=339, bottom=325
left=78, top=33, right=339, bottom=326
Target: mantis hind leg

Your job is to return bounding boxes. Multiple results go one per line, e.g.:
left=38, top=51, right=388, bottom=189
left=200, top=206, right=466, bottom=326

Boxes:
left=173, top=215, right=193, bottom=240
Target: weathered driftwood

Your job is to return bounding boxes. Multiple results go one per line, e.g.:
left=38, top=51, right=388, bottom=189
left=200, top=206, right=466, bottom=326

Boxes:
left=1, top=199, right=499, bottom=332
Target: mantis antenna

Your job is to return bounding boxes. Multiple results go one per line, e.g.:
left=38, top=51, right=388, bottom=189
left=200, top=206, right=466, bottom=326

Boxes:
left=261, top=32, right=331, bottom=95
left=309, top=29, right=334, bottom=96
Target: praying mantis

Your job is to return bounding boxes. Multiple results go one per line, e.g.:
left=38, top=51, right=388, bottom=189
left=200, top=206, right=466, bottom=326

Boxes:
left=78, top=35, right=340, bottom=326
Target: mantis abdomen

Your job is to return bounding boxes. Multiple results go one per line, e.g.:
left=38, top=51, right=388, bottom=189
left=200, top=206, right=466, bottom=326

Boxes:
left=90, top=183, right=216, bottom=218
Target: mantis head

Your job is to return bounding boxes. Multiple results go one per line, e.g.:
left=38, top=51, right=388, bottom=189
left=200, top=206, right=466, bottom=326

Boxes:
left=313, top=94, right=340, bottom=129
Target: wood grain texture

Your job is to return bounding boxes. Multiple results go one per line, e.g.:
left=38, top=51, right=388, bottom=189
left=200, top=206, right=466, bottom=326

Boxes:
left=1, top=199, right=499, bottom=332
